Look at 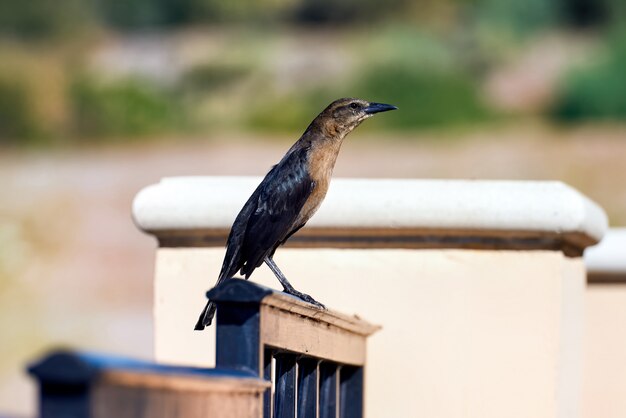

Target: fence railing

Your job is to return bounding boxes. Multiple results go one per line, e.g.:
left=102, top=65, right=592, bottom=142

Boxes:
left=209, top=279, right=380, bottom=418
left=28, top=280, right=378, bottom=418
left=28, top=350, right=268, bottom=418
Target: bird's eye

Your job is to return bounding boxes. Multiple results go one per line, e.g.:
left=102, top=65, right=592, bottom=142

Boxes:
left=350, top=102, right=359, bottom=110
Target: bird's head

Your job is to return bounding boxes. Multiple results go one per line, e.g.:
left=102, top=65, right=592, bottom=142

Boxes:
left=315, top=98, right=397, bottom=138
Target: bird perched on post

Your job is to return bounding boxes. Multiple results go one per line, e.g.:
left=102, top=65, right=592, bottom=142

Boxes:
left=194, top=98, right=397, bottom=330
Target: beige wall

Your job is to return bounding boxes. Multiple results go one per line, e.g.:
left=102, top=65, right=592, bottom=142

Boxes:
left=155, top=247, right=584, bottom=418
left=583, top=284, right=626, bottom=418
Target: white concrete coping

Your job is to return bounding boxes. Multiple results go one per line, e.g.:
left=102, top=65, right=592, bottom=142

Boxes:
left=585, top=228, right=626, bottom=281
left=133, top=176, right=607, bottom=255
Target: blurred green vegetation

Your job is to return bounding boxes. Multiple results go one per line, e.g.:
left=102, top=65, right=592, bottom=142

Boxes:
left=246, top=29, right=494, bottom=132
left=0, top=0, right=91, bottom=39
left=552, top=31, right=626, bottom=121
left=0, top=0, right=625, bottom=145
left=247, top=69, right=491, bottom=132
left=473, top=0, right=560, bottom=35
left=70, top=77, right=184, bottom=140
left=181, top=64, right=250, bottom=94
left=0, top=77, right=40, bottom=143
left=354, top=66, right=491, bottom=129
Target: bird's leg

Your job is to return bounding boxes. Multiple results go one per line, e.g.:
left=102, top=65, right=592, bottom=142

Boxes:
left=264, top=256, right=325, bottom=309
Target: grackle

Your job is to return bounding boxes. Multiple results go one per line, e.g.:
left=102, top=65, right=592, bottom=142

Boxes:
left=194, top=98, right=397, bottom=330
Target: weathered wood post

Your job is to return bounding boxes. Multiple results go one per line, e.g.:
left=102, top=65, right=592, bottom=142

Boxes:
left=27, top=350, right=268, bottom=418
left=583, top=228, right=626, bottom=418
left=134, top=177, right=607, bottom=418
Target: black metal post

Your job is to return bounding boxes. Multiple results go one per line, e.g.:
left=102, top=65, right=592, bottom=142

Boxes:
left=319, top=362, right=338, bottom=418
left=339, top=366, right=363, bottom=418
left=274, top=353, right=296, bottom=418
left=297, top=358, right=318, bottom=418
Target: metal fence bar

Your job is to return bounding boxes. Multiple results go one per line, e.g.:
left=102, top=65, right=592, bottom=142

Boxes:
left=339, top=366, right=363, bottom=418
left=319, top=362, right=338, bottom=418
left=264, top=348, right=274, bottom=418
left=297, top=358, right=318, bottom=418
left=210, top=280, right=273, bottom=375
left=39, top=382, right=89, bottom=418
left=274, top=353, right=296, bottom=418
left=214, top=303, right=264, bottom=375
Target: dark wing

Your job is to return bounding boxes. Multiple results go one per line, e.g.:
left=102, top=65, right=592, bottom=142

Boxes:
left=196, top=185, right=264, bottom=330
left=239, top=147, right=314, bottom=278
left=214, top=186, right=262, bottom=283
left=198, top=148, right=312, bottom=330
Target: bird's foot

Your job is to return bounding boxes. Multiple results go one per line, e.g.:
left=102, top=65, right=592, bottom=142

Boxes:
left=285, top=289, right=326, bottom=309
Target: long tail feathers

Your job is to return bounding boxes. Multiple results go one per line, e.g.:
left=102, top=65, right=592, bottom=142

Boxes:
left=195, top=252, right=241, bottom=330
left=194, top=300, right=217, bottom=330
left=194, top=271, right=233, bottom=330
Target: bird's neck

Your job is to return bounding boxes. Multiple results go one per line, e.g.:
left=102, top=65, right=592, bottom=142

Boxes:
left=305, top=131, right=344, bottom=186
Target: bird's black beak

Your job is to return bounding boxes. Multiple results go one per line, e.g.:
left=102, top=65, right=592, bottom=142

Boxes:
left=364, top=102, right=398, bottom=114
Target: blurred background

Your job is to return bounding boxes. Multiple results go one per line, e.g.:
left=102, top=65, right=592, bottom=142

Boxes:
left=1, top=0, right=625, bottom=415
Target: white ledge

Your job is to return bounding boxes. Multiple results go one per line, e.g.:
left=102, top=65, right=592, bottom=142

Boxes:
left=133, top=177, right=607, bottom=254
left=585, top=228, right=626, bottom=280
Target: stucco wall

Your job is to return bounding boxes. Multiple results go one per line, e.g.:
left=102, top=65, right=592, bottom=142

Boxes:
left=155, top=247, right=584, bottom=418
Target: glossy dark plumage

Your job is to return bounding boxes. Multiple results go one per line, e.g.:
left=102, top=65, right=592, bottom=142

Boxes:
left=195, top=98, right=396, bottom=330
left=221, top=147, right=313, bottom=280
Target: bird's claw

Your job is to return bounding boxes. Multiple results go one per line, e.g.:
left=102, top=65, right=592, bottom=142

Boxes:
left=289, top=290, right=326, bottom=309
left=302, top=295, right=326, bottom=310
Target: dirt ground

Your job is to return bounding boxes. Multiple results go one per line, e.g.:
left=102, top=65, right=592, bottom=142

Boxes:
left=1, top=123, right=625, bottom=416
